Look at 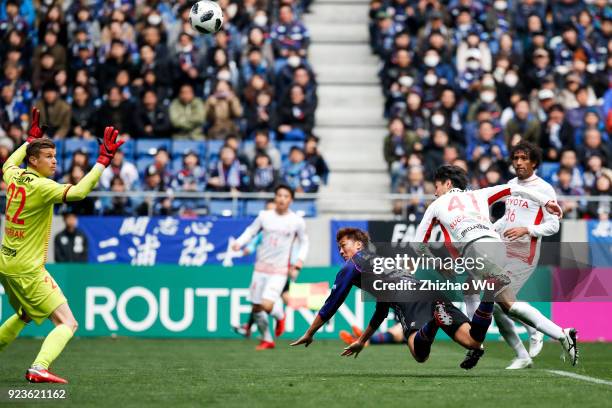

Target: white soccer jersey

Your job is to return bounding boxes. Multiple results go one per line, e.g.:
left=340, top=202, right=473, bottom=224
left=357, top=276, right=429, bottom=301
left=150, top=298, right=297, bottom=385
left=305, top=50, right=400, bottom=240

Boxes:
left=235, top=209, right=309, bottom=275
left=493, top=174, right=559, bottom=265
left=414, top=184, right=552, bottom=255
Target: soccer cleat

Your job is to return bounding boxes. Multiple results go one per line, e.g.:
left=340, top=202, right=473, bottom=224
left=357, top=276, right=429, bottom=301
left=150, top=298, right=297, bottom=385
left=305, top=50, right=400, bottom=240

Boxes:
left=460, top=345, right=485, bottom=370
left=433, top=302, right=453, bottom=327
left=232, top=323, right=252, bottom=338
left=505, top=357, right=533, bottom=370
left=255, top=340, right=275, bottom=350
left=340, top=330, right=356, bottom=345
left=275, top=315, right=286, bottom=337
left=25, top=367, right=68, bottom=384
left=351, top=325, right=363, bottom=338
left=528, top=331, right=545, bottom=358
left=559, top=328, right=578, bottom=366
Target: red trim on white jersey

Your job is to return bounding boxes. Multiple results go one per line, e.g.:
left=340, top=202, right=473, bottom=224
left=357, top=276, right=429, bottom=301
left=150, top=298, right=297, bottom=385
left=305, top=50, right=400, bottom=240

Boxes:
left=488, top=187, right=511, bottom=205
left=527, top=207, right=544, bottom=265
left=423, top=218, right=437, bottom=243
left=439, top=224, right=460, bottom=259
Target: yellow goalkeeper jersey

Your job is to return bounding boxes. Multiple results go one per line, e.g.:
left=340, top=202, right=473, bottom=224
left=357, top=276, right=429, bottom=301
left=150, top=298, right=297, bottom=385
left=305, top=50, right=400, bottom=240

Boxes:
left=0, top=164, right=71, bottom=276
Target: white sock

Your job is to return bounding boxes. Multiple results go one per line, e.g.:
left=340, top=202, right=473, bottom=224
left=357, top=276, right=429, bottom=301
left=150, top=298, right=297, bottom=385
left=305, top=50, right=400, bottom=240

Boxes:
left=270, top=299, right=284, bottom=321
left=464, top=294, right=480, bottom=319
left=494, top=304, right=529, bottom=359
left=508, top=302, right=564, bottom=340
left=254, top=311, right=273, bottom=342
left=523, top=322, right=537, bottom=338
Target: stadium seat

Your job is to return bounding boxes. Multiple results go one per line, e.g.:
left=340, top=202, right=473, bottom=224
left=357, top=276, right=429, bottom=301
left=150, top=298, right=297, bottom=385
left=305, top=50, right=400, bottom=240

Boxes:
left=245, top=199, right=267, bottom=216
left=207, top=199, right=241, bottom=217
left=120, top=138, right=136, bottom=160
left=172, top=140, right=206, bottom=158
left=538, top=162, right=560, bottom=183
left=291, top=200, right=317, bottom=217
left=53, top=138, right=64, bottom=159
left=136, top=139, right=171, bottom=158
left=279, top=141, right=304, bottom=160
left=241, top=140, right=255, bottom=153
left=206, top=140, right=225, bottom=162
left=64, top=138, right=99, bottom=158
left=136, top=156, right=155, bottom=175
left=171, top=156, right=185, bottom=172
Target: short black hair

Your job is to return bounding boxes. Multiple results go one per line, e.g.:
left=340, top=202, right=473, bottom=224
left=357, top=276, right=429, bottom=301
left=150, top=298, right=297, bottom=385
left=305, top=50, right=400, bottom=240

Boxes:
left=510, top=141, right=542, bottom=169
left=274, top=183, right=294, bottom=199
left=434, top=165, right=468, bottom=190
left=336, top=227, right=370, bottom=247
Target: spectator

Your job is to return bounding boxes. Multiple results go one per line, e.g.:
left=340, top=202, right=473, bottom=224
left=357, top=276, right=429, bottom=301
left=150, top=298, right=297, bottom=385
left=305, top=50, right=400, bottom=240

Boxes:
left=585, top=173, right=612, bottom=220
left=395, top=165, right=427, bottom=218
left=578, top=128, right=610, bottom=166
left=467, top=120, right=507, bottom=163
left=171, top=151, right=207, bottom=214
left=243, top=129, right=282, bottom=169
left=70, top=85, right=95, bottom=139
left=245, top=90, right=277, bottom=135
left=551, top=149, right=584, bottom=189
left=94, top=86, right=132, bottom=138
left=204, top=80, right=243, bottom=139
left=383, top=118, right=415, bottom=170
left=0, top=84, right=27, bottom=131
left=541, top=104, right=575, bottom=162
left=281, top=146, right=320, bottom=193
left=54, top=213, right=88, bottom=263
left=136, top=166, right=173, bottom=216
left=101, top=175, right=135, bottom=216
left=63, top=165, right=96, bottom=215
left=133, top=89, right=172, bottom=138
left=554, top=25, right=594, bottom=76
left=424, top=129, right=450, bottom=179
left=208, top=146, right=250, bottom=192
left=251, top=153, right=279, bottom=192
left=100, top=150, right=139, bottom=190
left=33, top=83, right=72, bottom=138
left=503, top=99, right=540, bottom=149
left=583, top=154, right=607, bottom=192
left=148, top=148, right=174, bottom=187
left=270, top=4, right=310, bottom=62
left=304, top=135, right=330, bottom=185
left=277, top=84, right=314, bottom=140
left=554, top=167, right=585, bottom=219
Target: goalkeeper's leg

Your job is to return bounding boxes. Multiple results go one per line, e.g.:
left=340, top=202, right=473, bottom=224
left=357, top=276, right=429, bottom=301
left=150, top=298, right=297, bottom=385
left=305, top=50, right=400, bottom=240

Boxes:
left=0, top=312, right=29, bottom=352
left=27, top=303, right=78, bottom=384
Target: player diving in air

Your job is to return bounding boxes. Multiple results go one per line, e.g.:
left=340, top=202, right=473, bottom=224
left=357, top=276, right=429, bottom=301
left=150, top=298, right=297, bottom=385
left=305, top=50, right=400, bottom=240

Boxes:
left=291, top=227, right=495, bottom=370
left=0, top=109, right=124, bottom=383
left=413, top=164, right=578, bottom=366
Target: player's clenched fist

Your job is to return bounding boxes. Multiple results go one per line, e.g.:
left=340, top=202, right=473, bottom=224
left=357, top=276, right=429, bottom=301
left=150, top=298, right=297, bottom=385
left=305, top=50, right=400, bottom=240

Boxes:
left=96, top=126, right=125, bottom=167
left=26, top=108, right=46, bottom=143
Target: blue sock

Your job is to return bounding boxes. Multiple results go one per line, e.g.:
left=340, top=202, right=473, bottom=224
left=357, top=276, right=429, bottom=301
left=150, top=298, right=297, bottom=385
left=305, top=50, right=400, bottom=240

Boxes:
left=370, top=332, right=394, bottom=344
left=413, top=321, right=438, bottom=362
left=469, top=302, right=494, bottom=343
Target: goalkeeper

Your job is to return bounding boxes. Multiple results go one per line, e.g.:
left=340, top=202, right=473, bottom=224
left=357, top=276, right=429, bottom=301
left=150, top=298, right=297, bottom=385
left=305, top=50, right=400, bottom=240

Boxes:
left=0, top=108, right=124, bottom=384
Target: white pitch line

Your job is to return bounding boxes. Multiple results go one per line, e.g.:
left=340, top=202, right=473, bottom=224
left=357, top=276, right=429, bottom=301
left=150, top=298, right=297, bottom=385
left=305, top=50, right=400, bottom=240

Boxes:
left=547, top=370, right=612, bottom=386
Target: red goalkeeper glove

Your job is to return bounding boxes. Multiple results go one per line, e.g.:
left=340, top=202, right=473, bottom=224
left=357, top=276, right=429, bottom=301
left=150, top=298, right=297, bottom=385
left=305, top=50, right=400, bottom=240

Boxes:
left=96, top=126, right=125, bottom=167
left=26, top=108, right=46, bottom=143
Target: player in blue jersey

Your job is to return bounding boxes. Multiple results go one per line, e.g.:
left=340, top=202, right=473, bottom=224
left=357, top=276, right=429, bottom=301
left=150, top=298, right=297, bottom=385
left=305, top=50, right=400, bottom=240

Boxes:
left=291, top=227, right=494, bottom=369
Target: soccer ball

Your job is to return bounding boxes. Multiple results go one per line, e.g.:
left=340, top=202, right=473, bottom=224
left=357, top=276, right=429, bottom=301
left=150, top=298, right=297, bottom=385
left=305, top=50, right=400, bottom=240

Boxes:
left=189, top=0, right=224, bottom=34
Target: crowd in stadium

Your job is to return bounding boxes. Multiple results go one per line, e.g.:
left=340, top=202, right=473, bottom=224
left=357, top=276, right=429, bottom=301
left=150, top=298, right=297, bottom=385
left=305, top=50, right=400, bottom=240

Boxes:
left=0, top=0, right=327, bottom=216
left=370, top=0, right=611, bottom=219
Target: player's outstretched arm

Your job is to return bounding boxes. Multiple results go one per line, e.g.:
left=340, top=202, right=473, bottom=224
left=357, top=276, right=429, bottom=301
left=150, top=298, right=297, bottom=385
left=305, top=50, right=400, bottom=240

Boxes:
left=64, top=126, right=124, bottom=201
left=341, top=303, right=389, bottom=358
left=3, top=108, right=45, bottom=180
left=290, top=314, right=326, bottom=347
left=483, top=184, right=563, bottom=218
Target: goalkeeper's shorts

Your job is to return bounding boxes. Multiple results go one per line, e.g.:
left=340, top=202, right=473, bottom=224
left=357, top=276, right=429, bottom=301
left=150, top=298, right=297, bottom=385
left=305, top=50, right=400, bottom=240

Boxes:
left=0, top=270, right=67, bottom=325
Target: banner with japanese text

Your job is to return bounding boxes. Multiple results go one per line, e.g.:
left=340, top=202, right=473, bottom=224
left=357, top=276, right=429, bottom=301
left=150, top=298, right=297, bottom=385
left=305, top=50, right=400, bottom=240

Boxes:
left=78, top=216, right=256, bottom=266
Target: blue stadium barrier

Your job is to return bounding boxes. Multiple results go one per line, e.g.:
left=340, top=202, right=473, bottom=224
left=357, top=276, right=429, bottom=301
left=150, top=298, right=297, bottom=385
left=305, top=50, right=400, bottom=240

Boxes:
left=120, top=138, right=136, bottom=160
left=206, top=140, right=224, bottom=162
left=53, top=138, right=64, bottom=159
left=291, top=200, right=317, bottom=217
left=136, top=139, right=171, bottom=158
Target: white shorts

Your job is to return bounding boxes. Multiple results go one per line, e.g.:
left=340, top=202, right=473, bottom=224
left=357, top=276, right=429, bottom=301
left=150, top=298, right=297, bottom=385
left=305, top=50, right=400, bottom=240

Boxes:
left=248, top=271, right=287, bottom=304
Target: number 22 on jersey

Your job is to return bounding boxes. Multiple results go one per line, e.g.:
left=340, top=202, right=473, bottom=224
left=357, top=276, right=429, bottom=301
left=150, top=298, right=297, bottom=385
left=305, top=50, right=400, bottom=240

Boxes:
left=5, top=182, right=26, bottom=225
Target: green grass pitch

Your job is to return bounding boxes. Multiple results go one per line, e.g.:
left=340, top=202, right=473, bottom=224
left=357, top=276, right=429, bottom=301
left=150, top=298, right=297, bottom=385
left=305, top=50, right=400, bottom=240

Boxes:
left=0, top=338, right=610, bottom=407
